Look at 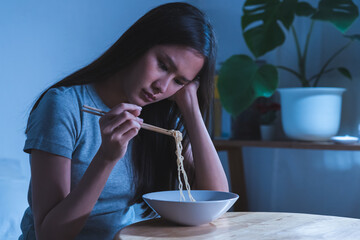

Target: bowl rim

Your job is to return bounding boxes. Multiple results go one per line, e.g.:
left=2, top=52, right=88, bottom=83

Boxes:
left=142, top=190, right=239, bottom=204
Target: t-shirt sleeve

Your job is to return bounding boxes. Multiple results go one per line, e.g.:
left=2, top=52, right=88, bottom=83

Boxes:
left=24, top=88, right=79, bottom=159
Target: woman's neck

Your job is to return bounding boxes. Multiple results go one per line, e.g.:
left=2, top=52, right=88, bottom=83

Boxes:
left=94, top=72, right=127, bottom=109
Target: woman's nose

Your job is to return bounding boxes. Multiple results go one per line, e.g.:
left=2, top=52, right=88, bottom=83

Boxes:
left=152, top=76, right=171, bottom=94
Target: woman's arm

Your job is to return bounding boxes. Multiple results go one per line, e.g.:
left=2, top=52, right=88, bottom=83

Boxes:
left=174, top=82, right=229, bottom=192
left=31, top=103, right=142, bottom=240
left=31, top=150, right=117, bottom=240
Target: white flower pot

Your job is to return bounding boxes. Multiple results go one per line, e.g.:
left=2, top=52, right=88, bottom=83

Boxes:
left=278, top=87, right=346, bottom=141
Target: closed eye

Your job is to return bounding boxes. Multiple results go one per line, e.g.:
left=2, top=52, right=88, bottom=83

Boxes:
left=158, top=59, right=168, bottom=72
left=158, top=57, right=189, bottom=86
left=174, top=78, right=185, bottom=86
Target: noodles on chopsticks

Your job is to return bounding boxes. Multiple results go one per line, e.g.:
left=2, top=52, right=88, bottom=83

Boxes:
left=170, top=130, right=196, bottom=202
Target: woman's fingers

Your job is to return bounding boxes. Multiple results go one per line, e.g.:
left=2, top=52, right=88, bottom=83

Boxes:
left=112, top=119, right=142, bottom=142
left=97, top=104, right=143, bottom=161
left=102, top=111, right=143, bottom=134
left=99, top=103, right=143, bottom=143
left=100, top=103, right=142, bottom=130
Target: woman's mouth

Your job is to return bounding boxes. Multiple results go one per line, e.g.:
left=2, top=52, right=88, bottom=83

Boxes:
left=142, top=90, right=156, bottom=102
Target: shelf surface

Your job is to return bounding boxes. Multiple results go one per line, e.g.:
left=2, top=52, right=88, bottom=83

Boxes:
left=213, top=139, right=360, bottom=151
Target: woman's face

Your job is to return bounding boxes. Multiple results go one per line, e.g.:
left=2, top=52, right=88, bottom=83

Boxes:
left=120, top=45, right=205, bottom=107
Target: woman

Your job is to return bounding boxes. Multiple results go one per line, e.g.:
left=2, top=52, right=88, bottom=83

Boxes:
left=19, top=2, right=228, bottom=240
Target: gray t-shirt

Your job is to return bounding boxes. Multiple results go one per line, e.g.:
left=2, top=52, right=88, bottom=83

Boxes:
left=20, top=84, right=139, bottom=240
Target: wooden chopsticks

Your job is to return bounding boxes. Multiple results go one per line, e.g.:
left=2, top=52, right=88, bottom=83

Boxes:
left=82, top=105, right=106, bottom=116
left=81, top=105, right=173, bottom=137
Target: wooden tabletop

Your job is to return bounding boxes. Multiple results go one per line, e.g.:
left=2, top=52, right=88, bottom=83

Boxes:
left=115, top=212, right=360, bottom=240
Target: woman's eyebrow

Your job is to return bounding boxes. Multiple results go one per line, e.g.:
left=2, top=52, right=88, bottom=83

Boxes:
left=163, top=54, right=192, bottom=82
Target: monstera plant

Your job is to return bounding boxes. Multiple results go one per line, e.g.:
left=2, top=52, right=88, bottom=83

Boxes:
left=218, top=0, right=359, bottom=117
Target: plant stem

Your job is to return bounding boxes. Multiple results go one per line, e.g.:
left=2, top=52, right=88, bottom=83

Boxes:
left=302, top=21, right=314, bottom=86
left=291, top=25, right=302, bottom=65
left=291, top=25, right=310, bottom=87
left=313, top=40, right=354, bottom=87
left=277, top=65, right=303, bottom=80
left=309, top=68, right=335, bottom=82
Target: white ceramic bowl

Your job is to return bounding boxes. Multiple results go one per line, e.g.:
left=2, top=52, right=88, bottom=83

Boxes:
left=142, top=190, right=239, bottom=226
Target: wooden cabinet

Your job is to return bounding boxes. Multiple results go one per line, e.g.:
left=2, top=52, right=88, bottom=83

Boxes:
left=213, top=139, right=360, bottom=211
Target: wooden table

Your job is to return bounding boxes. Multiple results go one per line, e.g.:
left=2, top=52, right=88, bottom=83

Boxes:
left=115, top=212, right=360, bottom=239
left=213, top=139, right=360, bottom=212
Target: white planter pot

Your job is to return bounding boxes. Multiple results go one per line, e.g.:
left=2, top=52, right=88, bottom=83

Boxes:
left=260, top=124, right=276, bottom=141
left=278, top=87, right=345, bottom=141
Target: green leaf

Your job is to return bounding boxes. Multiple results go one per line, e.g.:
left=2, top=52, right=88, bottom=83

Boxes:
left=254, top=64, right=279, bottom=97
left=241, top=0, right=298, bottom=58
left=312, top=0, right=359, bottom=33
left=279, top=0, right=298, bottom=29
left=338, top=67, right=352, bottom=80
left=295, top=2, right=316, bottom=16
left=217, top=55, right=279, bottom=117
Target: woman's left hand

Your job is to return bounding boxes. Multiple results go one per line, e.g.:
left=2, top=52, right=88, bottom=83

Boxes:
left=172, top=80, right=200, bottom=113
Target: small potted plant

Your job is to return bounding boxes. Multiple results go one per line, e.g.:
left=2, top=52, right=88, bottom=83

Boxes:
left=256, top=100, right=281, bottom=140
left=218, top=0, right=359, bottom=141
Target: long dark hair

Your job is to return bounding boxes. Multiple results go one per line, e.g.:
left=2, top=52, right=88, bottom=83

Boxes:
left=30, top=2, right=217, bottom=217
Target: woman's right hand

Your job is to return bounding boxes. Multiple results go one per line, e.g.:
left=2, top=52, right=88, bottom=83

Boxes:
left=97, top=103, right=143, bottom=162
